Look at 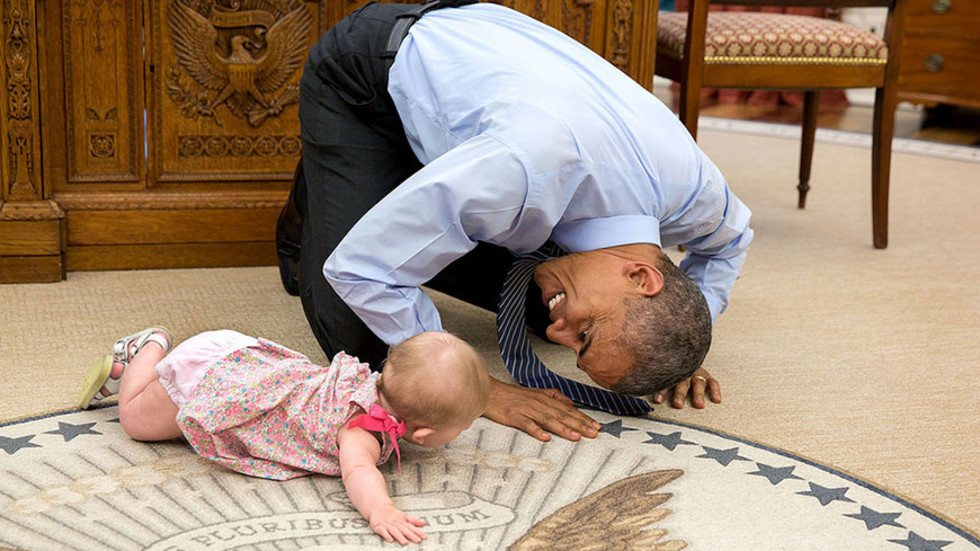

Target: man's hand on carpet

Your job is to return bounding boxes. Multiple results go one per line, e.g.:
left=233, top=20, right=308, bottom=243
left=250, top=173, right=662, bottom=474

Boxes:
left=652, top=368, right=722, bottom=409
left=485, top=379, right=601, bottom=442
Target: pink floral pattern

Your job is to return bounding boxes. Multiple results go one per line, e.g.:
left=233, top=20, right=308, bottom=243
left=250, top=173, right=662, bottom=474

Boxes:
left=658, top=12, right=888, bottom=63
left=177, top=340, right=395, bottom=480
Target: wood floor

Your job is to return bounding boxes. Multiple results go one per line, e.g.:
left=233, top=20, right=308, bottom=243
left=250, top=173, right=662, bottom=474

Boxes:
left=651, top=83, right=980, bottom=147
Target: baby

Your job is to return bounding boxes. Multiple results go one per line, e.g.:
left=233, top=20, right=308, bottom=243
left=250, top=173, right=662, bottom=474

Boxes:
left=79, top=327, right=490, bottom=545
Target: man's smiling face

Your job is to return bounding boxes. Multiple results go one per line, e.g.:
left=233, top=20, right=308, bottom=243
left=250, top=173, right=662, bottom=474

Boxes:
left=532, top=252, right=635, bottom=389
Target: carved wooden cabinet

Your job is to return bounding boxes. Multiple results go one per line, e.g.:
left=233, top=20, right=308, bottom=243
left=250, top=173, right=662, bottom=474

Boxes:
left=896, top=0, right=980, bottom=108
left=0, top=0, right=657, bottom=283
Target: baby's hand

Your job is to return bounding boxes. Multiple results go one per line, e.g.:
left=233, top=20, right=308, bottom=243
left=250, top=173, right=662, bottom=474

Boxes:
left=369, top=504, right=426, bottom=545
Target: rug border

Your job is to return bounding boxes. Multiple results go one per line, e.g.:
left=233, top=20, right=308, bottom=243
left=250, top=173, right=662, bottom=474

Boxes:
left=4, top=407, right=978, bottom=545
left=633, top=413, right=980, bottom=545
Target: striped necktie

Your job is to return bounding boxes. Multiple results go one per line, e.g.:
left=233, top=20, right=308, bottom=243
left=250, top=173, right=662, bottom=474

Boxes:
left=495, top=242, right=652, bottom=415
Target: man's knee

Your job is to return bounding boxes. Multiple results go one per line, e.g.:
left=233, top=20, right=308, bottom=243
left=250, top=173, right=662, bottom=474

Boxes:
left=276, top=160, right=305, bottom=296
left=299, top=289, right=386, bottom=367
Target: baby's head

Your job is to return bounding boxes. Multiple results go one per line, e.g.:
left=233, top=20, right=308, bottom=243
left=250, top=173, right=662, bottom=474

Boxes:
left=377, top=331, right=490, bottom=448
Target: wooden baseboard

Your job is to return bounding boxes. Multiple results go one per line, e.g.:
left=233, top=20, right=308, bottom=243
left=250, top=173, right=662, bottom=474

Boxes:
left=66, top=241, right=278, bottom=272
left=61, top=190, right=284, bottom=272
left=1, top=192, right=286, bottom=281
left=0, top=201, right=66, bottom=283
left=0, top=218, right=63, bottom=256
left=67, top=208, right=281, bottom=246
left=0, top=255, right=64, bottom=283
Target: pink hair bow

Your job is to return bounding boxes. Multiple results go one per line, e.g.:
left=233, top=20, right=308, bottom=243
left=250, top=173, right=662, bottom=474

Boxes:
left=348, top=403, right=407, bottom=472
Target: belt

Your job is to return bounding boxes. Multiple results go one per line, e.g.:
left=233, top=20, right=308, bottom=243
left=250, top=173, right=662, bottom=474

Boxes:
left=382, top=0, right=478, bottom=71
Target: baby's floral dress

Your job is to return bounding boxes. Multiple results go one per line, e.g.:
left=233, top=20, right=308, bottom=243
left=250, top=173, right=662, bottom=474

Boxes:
left=177, top=339, right=396, bottom=480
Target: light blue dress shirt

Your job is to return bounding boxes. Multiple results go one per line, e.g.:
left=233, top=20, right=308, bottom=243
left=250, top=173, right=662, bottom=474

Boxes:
left=324, top=3, right=753, bottom=346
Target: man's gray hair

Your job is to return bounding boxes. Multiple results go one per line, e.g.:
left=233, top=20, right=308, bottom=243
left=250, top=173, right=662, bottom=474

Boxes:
left=613, top=253, right=712, bottom=396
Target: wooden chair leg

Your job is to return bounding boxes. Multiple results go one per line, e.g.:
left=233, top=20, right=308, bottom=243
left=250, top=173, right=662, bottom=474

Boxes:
left=678, top=74, right=703, bottom=141
left=871, top=85, right=898, bottom=249
left=798, top=90, right=819, bottom=209
left=677, top=0, right=710, bottom=142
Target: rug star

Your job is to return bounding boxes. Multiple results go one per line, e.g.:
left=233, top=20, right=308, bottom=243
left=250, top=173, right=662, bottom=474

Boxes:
left=844, top=505, right=904, bottom=530
left=44, top=422, right=101, bottom=442
left=0, top=434, right=41, bottom=455
left=696, top=446, right=751, bottom=467
left=796, top=482, right=855, bottom=506
left=747, top=462, right=803, bottom=485
left=642, top=431, right=696, bottom=451
left=887, top=531, right=953, bottom=551
left=598, top=419, right=638, bottom=438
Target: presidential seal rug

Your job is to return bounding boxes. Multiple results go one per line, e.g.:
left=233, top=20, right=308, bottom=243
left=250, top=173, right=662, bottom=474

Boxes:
left=2, top=407, right=978, bottom=551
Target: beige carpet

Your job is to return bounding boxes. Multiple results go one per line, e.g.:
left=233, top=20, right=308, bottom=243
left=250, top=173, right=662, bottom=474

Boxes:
left=1, top=125, right=978, bottom=548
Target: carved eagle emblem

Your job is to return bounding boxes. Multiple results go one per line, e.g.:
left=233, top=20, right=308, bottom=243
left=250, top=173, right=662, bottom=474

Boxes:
left=166, top=0, right=313, bottom=126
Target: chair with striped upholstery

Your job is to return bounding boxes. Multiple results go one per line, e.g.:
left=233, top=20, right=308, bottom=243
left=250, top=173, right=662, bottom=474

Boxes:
left=656, top=0, right=909, bottom=248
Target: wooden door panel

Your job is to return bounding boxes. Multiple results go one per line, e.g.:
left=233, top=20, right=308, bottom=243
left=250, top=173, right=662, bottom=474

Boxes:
left=147, top=0, right=319, bottom=183
left=62, top=0, right=144, bottom=183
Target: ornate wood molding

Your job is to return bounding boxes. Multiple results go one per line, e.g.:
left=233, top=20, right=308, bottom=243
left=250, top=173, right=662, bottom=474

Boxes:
left=177, top=134, right=302, bottom=159
left=562, top=0, right=594, bottom=45
left=605, top=0, right=657, bottom=91
left=1, top=0, right=42, bottom=200
left=54, top=190, right=287, bottom=211
left=609, top=0, right=633, bottom=70
left=0, top=199, right=63, bottom=221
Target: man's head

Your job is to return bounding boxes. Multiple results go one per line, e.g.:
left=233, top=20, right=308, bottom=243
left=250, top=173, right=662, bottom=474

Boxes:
left=378, top=331, right=491, bottom=447
left=533, top=244, right=712, bottom=395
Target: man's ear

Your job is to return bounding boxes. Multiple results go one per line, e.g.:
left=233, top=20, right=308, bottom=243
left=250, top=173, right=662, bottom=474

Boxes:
left=409, top=426, right=435, bottom=445
left=624, top=262, right=664, bottom=297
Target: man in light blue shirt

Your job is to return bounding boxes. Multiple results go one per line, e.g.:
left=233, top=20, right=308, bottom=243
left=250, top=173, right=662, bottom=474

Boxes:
left=276, top=1, right=752, bottom=442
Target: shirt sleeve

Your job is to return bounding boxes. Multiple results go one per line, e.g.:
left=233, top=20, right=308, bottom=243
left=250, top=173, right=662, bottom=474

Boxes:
left=677, top=188, right=753, bottom=322
left=323, top=133, right=544, bottom=346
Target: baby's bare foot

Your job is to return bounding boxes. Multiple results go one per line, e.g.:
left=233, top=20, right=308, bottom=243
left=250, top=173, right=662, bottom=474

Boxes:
left=96, top=361, right=126, bottom=397
left=109, top=361, right=125, bottom=380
